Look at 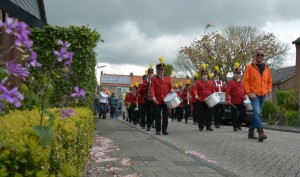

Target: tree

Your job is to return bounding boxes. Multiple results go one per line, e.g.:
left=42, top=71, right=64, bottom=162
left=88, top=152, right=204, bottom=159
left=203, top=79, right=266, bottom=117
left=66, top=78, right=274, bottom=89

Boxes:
left=165, top=64, right=173, bottom=76
left=178, top=25, right=290, bottom=81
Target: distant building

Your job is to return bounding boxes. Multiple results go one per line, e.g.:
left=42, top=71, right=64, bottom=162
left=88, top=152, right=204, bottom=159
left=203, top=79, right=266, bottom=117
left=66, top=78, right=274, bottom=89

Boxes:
left=99, top=72, right=189, bottom=96
left=270, top=37, right=300, bottom=103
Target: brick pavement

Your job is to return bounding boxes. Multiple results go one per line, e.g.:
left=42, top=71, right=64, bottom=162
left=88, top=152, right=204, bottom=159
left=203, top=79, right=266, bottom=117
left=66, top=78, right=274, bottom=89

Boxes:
left=136, top=119, right=300, bottom=177
left=84, top=118, right=237, bottom=177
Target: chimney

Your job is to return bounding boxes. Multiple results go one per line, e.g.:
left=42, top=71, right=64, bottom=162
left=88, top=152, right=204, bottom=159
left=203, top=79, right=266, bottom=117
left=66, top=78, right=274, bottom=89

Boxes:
left=130, top=72, right=133, bottom=77
left=292, top=37, right=300, bottom=80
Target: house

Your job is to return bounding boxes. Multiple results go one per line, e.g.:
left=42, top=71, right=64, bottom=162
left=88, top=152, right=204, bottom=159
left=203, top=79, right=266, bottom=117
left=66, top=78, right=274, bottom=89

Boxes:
left=0, top=1, right=47, bottom=86
left=99, top=72, right=189, bottom=96
left=270, top=37, right=300, bottom=103
left=0, top=1, right=47, bottom=28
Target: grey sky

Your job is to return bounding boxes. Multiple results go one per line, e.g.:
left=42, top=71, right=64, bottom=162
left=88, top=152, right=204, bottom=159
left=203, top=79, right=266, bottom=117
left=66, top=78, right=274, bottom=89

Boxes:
left=44, top=0, right=300, bottom=76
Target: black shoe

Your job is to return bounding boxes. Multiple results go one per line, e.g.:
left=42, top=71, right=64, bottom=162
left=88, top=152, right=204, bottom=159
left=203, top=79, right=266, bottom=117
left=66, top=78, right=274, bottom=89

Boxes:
left=215, top=125, right=220, bottom=128
left=193, top=122, right=197, bottom=125
left=238, top=127, right=242, bottom=130
left=199, top=128, right=203, bottom=131
left=206, top=127, right=213, bottom=131
left=146, top=127, right=150, bottom=131
left=162, top=131, right=169, bottom=135
left=156, top=132, right=160, bottom=135
left=233, top=128, right=238, bottom=131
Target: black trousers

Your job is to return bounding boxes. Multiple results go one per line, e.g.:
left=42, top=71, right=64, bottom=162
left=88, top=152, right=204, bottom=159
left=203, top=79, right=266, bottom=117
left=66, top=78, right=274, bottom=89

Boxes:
left=176, top=107, right=183, bottom=122
left=231, top=104, right=246, bottom=129
left=213, top=104, right=225, bottom=126
left=127, top=108, right=134, bottom=123
left=145, top=100, right=154, bottom=128
left=139, top=104, right=146, bottom=127
left=154, top=104, right=168, bottom=132
left=183, top=102, right=191, bottom=122
left=196, top=101, right=212, bottom=129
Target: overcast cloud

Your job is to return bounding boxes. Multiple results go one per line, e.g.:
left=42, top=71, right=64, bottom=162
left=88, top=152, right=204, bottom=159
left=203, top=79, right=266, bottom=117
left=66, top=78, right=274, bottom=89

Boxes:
left=44, top=0, right=300, bottom=81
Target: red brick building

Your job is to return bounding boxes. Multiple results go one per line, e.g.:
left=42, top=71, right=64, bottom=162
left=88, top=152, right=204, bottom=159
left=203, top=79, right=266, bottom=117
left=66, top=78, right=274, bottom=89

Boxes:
left=99, top=72, right=189, bottom=96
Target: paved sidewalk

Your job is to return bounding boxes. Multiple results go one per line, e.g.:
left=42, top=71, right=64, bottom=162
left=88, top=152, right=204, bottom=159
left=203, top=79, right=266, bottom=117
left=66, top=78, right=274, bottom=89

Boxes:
left=84, top=118, right=238, bottom=177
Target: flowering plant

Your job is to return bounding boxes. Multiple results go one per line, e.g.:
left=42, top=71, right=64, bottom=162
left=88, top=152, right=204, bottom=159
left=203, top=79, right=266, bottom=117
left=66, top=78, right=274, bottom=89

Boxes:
left=0, top=18, right=86, bottom=146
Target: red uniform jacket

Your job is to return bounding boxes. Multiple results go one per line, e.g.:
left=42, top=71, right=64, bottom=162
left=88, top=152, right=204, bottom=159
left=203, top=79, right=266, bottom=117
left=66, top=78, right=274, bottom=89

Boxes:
left=125, top=92, right=137, bottom=108
left=194, top=80, right=216, bottom=102
left=190, top=85, right=196, bottom=104
left=150, top=75, right=173, bottom=105
left=181, top=87, right=191, bottom=104
left=226, top=79, right=245, bottom=104
left=137, top=83, right=147, bottom=104
left=213, top=80, right=225, bottom=92
left=176, top=91, right=184, bottom=108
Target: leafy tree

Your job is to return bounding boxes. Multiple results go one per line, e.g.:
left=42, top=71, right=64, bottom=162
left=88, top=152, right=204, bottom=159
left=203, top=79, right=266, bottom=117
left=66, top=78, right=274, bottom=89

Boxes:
left=165, top=64, right=173, bottom=76
left=177, top=25, right=290, bottom=81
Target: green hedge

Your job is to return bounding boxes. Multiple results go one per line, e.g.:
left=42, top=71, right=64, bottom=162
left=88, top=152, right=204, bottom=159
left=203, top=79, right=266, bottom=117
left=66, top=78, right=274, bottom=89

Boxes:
left=29, top=25, right=101, bottom=110
left=0, top=108, right=94, bottom=177
left=276, top=90, right=299, bottom=111
left=261, top=101, right=279, bottom=124
left=284, top=111, right=299, bottom=127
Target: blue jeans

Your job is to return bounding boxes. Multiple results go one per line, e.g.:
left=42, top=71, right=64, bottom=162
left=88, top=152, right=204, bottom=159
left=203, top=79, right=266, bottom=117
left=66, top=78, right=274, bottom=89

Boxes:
left=249, top=96, right=265, bottom=129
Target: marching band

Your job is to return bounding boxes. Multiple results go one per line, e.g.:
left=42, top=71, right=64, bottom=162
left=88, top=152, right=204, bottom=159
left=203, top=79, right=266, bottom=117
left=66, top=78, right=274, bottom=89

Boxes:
left=103, top=58, right=255, bottom=138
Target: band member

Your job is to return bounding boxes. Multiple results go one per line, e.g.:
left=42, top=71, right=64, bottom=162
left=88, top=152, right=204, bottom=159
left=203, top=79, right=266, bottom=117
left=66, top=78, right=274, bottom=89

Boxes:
left=194, top=64, right=216, bottom=131
left=150, top=57, right=174, bottom=135
left=125, top=85, right=136, bottom=123
left=213, top=66, right=225, bottom=128
left=226, top=62, right=246, bottom=131
left=137, top=74, right=148, bottom=129
left=176, top=83, right=184, bottom=122
left=182, top=80, right=191, bottom=124
left=145, top=64, right=154, bottom=131
left=132, top=82, right=140, bottom=125
left=190, top=74, right=198, bottom=125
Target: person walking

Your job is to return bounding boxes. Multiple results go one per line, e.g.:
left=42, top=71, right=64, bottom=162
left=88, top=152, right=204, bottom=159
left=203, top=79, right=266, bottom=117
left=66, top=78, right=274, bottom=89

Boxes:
left=226, top=63, right=246, bottom=131
left=212, top=66, right=225, bottom=128
left=98, top=88, right=109, bottom=119
left=150, top=57, right=174, bottom=135
left=145, top=64, right=155, bottom=131
left=109, top=92, right=119, bottom=118
left=242, top=49, right=272, bottom=142
left=194, top=64, right=216, bottom=131
left=137, top=75, right=148, bottom=129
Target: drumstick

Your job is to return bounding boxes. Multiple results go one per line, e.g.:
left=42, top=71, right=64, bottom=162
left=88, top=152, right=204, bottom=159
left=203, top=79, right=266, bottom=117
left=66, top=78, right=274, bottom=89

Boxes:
left=228, top=102, right=237, bottom=109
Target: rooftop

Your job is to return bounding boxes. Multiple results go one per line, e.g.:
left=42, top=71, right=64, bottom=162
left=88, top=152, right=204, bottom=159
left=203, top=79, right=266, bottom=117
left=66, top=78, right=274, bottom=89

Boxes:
left=271, top=66, right=295, bottom=84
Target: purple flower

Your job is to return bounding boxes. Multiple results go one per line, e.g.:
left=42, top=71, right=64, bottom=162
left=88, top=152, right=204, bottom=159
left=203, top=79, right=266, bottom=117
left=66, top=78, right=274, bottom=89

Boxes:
left=71, top=86, right=86, bottom=98
left=6, top=62, right=30, bottom=80
left=54, top=40, right=73, bottom=65
left=0, top=87, right=24, bottom=107
left=57, top=39, right=71, bottom=48
left=2, top=18, right=18, bottom=34
left=14, top=22, right=32, bottom=48
left=26, top=50, right=42, bottom=68
left=60, top=109, right=76, bottom=119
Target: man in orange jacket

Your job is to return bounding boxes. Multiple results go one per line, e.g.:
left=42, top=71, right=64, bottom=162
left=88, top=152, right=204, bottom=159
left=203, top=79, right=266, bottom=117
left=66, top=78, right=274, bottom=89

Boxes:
left=242, top=49, right=272, bottom=142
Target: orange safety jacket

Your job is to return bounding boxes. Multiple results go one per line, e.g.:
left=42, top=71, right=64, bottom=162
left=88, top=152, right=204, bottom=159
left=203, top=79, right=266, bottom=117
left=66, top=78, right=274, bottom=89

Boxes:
left=242, top=62, right=272, bottom=96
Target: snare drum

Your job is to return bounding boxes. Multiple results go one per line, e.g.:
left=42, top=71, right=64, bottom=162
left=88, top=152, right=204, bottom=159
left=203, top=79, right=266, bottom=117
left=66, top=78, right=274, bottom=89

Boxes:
left=164, top=92, right=181, bottom=109
left=205, top=92, right=221, bottom=108
left=217, top=92, right=226, bottom=104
